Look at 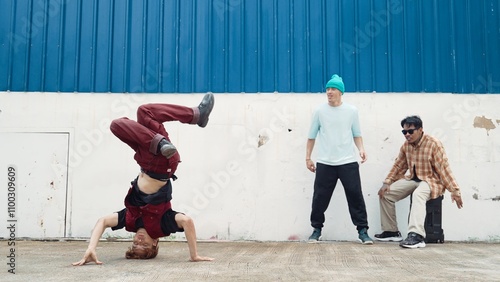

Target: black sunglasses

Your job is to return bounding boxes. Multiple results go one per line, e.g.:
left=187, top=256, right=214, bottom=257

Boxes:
left=402, top=128, right=418, bottom=135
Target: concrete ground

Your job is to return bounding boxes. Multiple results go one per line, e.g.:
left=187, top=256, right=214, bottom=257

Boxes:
left=3, top=240, right=500, bottom=281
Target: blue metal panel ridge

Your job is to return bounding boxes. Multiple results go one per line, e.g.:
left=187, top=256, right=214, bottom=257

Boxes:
left=0, top=0, right=499, bottom=93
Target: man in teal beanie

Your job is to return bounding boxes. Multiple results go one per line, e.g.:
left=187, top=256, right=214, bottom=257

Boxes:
left=305, top=74, right=373, bottom=244
left=325, top=74, right=345, bottom=94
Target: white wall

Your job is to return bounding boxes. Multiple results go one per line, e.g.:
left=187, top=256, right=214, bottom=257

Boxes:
left=0, top=92, right=499, bottom=242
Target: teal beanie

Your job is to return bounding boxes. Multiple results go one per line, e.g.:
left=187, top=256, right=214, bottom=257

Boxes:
left=325, top=74, right=345, bottom=94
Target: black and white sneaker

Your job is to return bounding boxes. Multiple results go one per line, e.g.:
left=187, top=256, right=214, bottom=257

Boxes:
left=399, top=232, right=426, bottom=249
left=374, top=231, right=403, bottom=242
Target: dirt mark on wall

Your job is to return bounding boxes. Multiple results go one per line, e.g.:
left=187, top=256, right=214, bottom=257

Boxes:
left=258, top=134, right=269, bottom=147
left=472, top=193, right=500, bottom=201
left=473, top=116, right=496, bottom=135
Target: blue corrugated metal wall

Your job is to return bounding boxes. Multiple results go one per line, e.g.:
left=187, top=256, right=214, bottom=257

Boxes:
left=1, top=0, right=499, bottom=93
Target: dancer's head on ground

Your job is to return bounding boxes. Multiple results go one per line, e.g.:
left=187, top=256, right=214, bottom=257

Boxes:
left=126, top=228, right=159, bottom=259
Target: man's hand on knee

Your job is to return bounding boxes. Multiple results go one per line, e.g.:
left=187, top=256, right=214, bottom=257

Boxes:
left=378, top=183, right=390, bottom=198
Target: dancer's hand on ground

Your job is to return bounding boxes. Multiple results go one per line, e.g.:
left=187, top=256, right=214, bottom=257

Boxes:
left=72, top=249, right=103, bottom=266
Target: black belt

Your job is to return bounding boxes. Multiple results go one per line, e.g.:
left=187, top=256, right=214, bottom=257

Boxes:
left=141, top=169, right=177, bottom=181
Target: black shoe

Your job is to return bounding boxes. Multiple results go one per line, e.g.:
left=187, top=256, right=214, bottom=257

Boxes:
left=158, top=138, right=177, bottom=159
left=308, top=228, right=322, bottom=243
left=399, top=232, right=426, bottom=249
left=374, top=231, right=403, bottom=242
left=197, top=93, right=215, bottom=128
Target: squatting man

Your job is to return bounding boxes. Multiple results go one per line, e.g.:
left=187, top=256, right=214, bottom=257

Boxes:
left=375, top=115, right=463, bottom=248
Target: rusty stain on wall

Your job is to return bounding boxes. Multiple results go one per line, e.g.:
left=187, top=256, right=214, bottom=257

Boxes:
left=473, top=116, right=496, bottom=135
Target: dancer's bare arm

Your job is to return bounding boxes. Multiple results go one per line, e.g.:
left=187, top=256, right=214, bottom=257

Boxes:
left=72, top=213, right=119, bottom=266
left=175, top=213, right=214, bottom=262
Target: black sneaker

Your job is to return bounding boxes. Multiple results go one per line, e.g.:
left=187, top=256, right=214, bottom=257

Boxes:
left=308, top=228, right=322, bottom=243
left=374, top=231, right=403, bottom=242
left=158, top=138, right=177, bottom=159
left=197, top=93, right=215, bottom=128
left=399, top=232, right=426, bottom=249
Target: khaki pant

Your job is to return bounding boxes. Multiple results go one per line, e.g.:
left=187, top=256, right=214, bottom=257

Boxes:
left=380, top=179, right=431, bottom=237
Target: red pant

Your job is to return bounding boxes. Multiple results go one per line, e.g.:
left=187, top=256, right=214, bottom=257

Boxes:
left=110, top=103, right=196, bottom=177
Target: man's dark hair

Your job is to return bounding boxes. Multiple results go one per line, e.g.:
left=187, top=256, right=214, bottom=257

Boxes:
left=400, top=115, right=423, bottom=129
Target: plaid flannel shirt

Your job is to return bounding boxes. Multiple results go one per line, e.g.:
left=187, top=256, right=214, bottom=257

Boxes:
left=384, top=134, right=460, bottom=199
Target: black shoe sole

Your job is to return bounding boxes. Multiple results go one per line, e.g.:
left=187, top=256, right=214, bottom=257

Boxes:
left=400, top=242, right=426, bottom=249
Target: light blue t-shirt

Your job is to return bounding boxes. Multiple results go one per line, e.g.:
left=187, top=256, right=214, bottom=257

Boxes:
left=307, top=102, right=361, bottom=166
